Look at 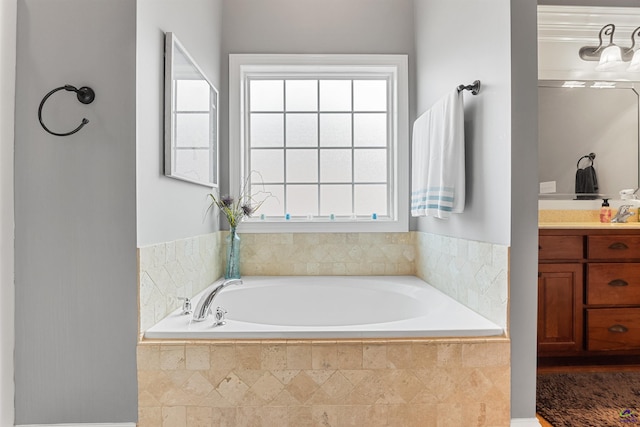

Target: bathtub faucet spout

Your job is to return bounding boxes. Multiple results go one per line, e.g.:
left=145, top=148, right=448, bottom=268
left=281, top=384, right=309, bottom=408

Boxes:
left=192, top=278, right=243, bottom=322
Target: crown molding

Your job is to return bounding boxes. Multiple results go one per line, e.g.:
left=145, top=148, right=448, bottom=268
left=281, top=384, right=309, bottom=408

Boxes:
left=538, top=5, right=640, bottom=42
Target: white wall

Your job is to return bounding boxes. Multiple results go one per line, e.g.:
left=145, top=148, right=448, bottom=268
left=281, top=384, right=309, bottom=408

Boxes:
left=14, top=0, right=137, bottom=423
left=0, top=0, right=16, bottom=425
left=413, top=0, right=512, bottom=246
left=137, top=0, right=223, bottom=247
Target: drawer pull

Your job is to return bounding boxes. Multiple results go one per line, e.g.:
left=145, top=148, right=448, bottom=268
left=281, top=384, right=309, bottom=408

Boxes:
left=608, top=324, right=629, bottom=333
left=608, top=242, right=629, bottom=250
left=608, top=279, right=629, bottom=287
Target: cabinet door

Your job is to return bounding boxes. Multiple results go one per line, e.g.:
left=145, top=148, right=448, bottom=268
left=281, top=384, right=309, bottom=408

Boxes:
left=538, top=263, right=583, bottom=354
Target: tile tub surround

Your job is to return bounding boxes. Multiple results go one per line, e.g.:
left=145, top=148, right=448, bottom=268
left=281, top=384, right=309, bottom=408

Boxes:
left=415, top=232, right=509, bottom=329
left=139, top=231, right=510, bottom=333
left=237, top=232, right=416, bottom=276
left=137, top=337, right=510, bottom=427
left=139, top=233, right=223, bottom=333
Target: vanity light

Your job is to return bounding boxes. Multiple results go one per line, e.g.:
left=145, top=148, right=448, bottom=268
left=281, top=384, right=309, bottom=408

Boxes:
left=628, top=50, right=640, bottom=72
left=627, top=26, right=640, bottom=72
left=580, top=24, right=640, bottom=72
left=595, top=44, right=625, bottom=71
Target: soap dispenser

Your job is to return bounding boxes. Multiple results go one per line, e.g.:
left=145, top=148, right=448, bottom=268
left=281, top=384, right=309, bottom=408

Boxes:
left=600, top=198, right=612, bottom=223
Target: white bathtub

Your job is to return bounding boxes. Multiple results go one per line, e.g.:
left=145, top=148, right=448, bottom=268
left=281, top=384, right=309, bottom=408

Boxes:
left=144, top=276, right=504, bottom=339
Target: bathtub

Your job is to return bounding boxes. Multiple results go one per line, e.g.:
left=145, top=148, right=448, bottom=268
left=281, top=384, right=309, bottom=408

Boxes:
left=144, top=276, right=503, bottom=339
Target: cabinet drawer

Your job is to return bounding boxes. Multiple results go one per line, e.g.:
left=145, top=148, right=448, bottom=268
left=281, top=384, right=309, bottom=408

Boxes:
left=587, top=308, right=640, bottom=351
left=588, top=235, right=640, bottom=260
left=539, top=235, right=583, bottom=260
left=587, top=263, right=640, bottom=305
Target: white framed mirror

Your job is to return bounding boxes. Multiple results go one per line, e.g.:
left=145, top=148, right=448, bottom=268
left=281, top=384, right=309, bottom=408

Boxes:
left=164, top=32, right=218, bottom=187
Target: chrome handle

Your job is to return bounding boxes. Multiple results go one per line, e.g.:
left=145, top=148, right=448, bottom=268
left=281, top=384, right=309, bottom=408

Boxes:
left=177, top=297, right=192, bottom=315
left=214, top=307, right=227, bottom=326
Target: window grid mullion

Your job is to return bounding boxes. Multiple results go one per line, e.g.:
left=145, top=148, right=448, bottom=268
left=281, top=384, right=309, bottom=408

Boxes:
left=350, top=79, right=356, bottom=217
left=283, top=80, right=288, bottom=216
left=247, top=74, right=392, bottom=220
left=316, top=79, right=321, bottom=217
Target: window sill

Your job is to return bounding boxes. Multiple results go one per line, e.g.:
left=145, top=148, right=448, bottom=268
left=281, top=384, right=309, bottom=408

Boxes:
left=236, top=218, right=408, bottom=233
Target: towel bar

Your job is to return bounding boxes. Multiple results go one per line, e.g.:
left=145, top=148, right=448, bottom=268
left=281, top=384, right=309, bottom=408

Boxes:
left=457, top=80, right=481, bottom=95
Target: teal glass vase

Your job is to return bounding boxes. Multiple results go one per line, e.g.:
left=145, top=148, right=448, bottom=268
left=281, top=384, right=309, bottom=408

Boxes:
left=225, top=227, right=241, bottom=279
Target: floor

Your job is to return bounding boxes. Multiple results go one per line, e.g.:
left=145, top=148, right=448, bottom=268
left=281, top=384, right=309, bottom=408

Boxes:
left=535, top=357, right=640, bottom=427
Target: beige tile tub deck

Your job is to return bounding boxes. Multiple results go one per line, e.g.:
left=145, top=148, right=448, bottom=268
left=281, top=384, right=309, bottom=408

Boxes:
left=138, top=337, right=510, bottom=427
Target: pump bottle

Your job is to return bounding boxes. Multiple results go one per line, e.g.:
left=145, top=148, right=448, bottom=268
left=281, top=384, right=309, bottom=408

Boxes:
left=600, top=198, right=611, bottom=223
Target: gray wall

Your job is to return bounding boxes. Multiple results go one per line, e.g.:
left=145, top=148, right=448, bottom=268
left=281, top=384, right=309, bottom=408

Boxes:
left=510, top=0, right=540, bottom=420
left=414, top=0, right=539, bottom=421
left=0, top=0, right=16, bottom=425
left=220, top=0, right=416, bottom=217
left=413, top=0, right=512, bottom=246
left=14, top=0, right=137, bottom=423
left=137, top=0, right=223, bottom=247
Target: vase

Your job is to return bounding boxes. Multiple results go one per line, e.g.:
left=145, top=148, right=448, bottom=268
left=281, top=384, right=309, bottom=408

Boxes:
left=225, top=227, right=241, bottom=279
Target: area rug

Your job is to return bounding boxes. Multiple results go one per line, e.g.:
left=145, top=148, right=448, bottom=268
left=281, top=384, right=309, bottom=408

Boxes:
left=537, top=372, right=640, bottom=427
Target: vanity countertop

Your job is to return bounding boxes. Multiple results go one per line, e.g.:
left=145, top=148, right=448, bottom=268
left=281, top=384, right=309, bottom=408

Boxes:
left=539, top=221, right=640, bottom=229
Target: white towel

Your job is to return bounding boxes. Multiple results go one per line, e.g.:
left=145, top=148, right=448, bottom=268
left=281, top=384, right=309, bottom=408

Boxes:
left=411, top=89, right=465, bottom=219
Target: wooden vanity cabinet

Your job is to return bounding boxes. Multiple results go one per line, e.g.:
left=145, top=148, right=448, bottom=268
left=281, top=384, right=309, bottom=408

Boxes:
left=537, top=235, right=584, bottom=355
left=539, top=229, right=640, bottom=358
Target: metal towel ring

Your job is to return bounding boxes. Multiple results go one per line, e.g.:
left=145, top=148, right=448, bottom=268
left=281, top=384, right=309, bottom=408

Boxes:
left=577, top=152, right=596, bottom=169
left=38, top=85, right=95, bottom=136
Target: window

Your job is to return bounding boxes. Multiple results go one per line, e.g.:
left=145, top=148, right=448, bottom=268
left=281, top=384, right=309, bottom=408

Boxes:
left=229, top=55, right=408, bottom=232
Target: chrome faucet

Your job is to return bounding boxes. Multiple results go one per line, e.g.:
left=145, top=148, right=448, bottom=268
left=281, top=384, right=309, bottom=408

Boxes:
left=192, top=278, right=243, bottom=323
left=612, top=205, right=635, bottom=223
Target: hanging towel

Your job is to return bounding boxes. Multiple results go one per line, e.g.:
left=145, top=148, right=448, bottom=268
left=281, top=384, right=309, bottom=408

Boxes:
left=575, top=155, right=598, bottom=200
left=411, top=88, right=465, bottom=219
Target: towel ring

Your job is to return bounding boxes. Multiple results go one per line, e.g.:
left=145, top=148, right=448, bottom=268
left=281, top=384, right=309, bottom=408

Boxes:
left=38, top=85, right=95, bottom=137
left=577, top=152, right=596, bottom=169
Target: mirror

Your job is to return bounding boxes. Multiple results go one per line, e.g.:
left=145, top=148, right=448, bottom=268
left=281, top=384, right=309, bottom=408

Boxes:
left=164, top=32, right=219, bottom=187
left=538, top=80, right=640, bottom=199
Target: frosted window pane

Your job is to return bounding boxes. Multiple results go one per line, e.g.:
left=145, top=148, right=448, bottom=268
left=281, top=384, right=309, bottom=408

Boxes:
left=251, top=149, right=284, bottom=183
left=252, top=184, right=284, bottom=217
left=174, top=149, right=211, bottom=183
left=354, top=113, right=387, bottom=146
left=286, top=150, right=318, bottom=183
left=355, top=184, right=387, bottom=216
left=320, top=185, right=352, bottom=216
left=320, top=114, right=352, bottom=147
left=287, top=185, right=318, bottom=216
left=175, top=114, right=210, bottom=148
left=250, top=80, right=283, bottom=111
left=250, top=114, right=284, bottom=147
left=286, top=114, right=318, bottom=147
left=176, top=80, right=210, bottom=111
left=320, top=149, right=352, bottom=182
left=286, top=80, right=318, bottom=111
left=354, top=149, right=386, bottom=182
left=319, top=80, right=352, bottom=111
left=353, top=80, right=387, bottom=111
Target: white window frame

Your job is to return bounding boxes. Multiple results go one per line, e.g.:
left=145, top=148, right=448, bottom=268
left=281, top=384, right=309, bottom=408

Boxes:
left=229, top=54, right=409, bottom=233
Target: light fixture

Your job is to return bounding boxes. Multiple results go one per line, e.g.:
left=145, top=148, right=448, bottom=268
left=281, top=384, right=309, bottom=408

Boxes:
left=626, top=26, right=640, bottom=72
left=579, top=24, right=640, bottom=72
